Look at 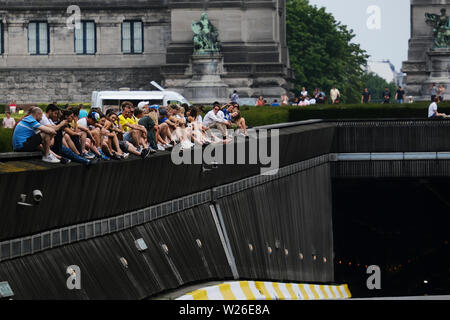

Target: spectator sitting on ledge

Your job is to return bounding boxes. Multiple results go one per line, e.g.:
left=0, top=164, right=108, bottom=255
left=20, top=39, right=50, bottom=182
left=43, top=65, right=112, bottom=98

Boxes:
left=12, top=107, right=60, bottom=163
left=428, top=97, right=447, bottom=119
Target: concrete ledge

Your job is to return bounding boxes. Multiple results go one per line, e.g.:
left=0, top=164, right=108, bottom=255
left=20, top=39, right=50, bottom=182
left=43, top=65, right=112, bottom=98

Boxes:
left=0, top=152, right=41, bottom=161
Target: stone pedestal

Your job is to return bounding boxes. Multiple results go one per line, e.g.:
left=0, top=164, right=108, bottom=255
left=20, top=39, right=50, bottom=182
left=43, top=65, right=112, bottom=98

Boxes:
left=402, top=2, right=450, bottom=101
left=183, top=53, right=229, bottom=104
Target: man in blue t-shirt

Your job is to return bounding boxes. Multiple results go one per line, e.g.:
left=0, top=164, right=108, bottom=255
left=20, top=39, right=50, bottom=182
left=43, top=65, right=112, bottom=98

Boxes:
left=12, top=107, right=59, bottom=163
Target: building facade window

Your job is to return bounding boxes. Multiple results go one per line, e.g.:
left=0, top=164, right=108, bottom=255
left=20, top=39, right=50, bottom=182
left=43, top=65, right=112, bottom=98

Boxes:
left=28, top=22, right=49, bottom=55
left=75, top=21, right=96, bottom=54
left=122, top=20, right=143, bottom=54
left=0, top=23, right=3, bottom=54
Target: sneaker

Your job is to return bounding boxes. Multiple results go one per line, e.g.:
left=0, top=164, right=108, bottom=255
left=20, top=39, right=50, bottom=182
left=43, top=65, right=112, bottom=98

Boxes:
left=140, top=148, right=150, bottom=159
left=136, top=146, right=143, bottom=153
left=157, top=144, right=166, bottom=151
left=42, top=154, right=60, bottom=164
left=149, top=147, right=157, bottom=154
left=121, top=153, right=129, bottom=159
left=60, top=157, right=71, bottom=165
left=97, top=149, right=110, bottom=161
left=111, top=153, right=121, bottom=161
left=86, top=158, right=99, bottom=167
left=82, top=152, right=95, bottom=160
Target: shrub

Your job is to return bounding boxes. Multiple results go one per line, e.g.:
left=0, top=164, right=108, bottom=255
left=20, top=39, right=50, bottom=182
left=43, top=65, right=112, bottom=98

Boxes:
left=0, top=128, right=13, bottom=153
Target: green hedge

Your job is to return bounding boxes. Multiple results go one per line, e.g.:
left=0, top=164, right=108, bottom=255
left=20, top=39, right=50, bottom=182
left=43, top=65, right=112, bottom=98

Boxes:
left=240, top=102, right=450, bottom=127
left=0, top=128, right=13, bottom=153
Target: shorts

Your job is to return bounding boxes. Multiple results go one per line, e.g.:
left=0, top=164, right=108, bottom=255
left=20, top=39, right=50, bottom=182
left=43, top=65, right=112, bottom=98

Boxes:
left=15, top=133, right=42, bottom=152
left=119, top=140, right=129, bottom=152
left=123, top=131, right=133, bottom=143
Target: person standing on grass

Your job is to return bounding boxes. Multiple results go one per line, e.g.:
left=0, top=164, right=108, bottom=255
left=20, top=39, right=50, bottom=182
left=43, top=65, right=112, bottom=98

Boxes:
left=361, top=88, right=371, bottom=104
left=395, top=86, right=406, bottom=104
left=230, top=90, right=239, bottom=104
left=430, top=83, right=438, bottom=102
left=2, top=111, right=15, bottom=129
left=438, top=84, right=446, bottom=102
left=382, top=87, right=391, bottom=104
left=330, top=86, right=341, bottom=104
left=9, top=100, right=17, bottom=114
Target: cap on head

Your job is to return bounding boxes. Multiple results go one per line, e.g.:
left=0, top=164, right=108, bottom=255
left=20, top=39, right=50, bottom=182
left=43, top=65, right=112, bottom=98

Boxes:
left=137, top=101, right=150, bottom=110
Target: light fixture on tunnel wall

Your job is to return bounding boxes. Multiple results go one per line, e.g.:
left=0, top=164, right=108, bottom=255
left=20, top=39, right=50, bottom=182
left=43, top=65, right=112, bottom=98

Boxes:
left=267, top=246, right=272, bottom=254
left=323, top=257, right=327, bottom=263
left=120, top=257, right=129, bottom=269
left=196, top=239, right=202, bottom=248
left=299, top=253, right=304, bottom=260
left=0, top=281, right=14, bottom=299
left=135, top=238, right=148, bottom=252
left=161, top=244, right=169, bottom=254
left=275, top=240, right=281, bottom=249
left=248, top=243, right=254, bottom=252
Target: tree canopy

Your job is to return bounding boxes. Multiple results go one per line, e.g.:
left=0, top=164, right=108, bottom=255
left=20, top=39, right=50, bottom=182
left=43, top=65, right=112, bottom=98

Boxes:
left=286, top=0, right=369, bottom=103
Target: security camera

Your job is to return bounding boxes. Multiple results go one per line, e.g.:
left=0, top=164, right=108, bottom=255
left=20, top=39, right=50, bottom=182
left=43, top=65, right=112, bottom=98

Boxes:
left=32, top=190, right=43, bottom=203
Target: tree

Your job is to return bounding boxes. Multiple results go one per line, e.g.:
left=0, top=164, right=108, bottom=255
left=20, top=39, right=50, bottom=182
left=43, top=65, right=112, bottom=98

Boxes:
left=286, top=0, right=369, bottom=103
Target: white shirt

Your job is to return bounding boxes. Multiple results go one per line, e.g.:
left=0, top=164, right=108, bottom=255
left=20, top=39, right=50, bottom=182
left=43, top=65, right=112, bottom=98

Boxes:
left=301, top=91, right=308, bottom=97
left=428, top=102, right=438, bottom=118
left=203, top=110, right=226, bottom=127
left=40, top=113, right=55, bottom=126
left=77, top=117, right=88, bottom=128
left=2, top=117, right=15, bottom=129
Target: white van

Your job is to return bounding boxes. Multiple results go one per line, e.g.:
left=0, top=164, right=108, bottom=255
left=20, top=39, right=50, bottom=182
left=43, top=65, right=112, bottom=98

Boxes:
left=91, top=82, right=190, bottom=113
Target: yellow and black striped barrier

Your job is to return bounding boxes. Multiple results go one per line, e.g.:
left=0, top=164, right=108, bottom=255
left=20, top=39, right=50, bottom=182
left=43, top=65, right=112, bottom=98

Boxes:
left=176, top=281, right=351, bottom=300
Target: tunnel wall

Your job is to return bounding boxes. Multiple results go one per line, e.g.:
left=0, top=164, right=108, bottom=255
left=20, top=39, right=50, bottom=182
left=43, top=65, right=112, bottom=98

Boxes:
left=0, top=160, right=334, bottom=299
left=217, top=163, right=334, bottom=284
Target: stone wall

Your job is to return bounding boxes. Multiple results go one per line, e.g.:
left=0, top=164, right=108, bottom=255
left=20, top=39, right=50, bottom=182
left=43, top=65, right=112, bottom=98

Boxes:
left=0, top=67, right=162, bottom=104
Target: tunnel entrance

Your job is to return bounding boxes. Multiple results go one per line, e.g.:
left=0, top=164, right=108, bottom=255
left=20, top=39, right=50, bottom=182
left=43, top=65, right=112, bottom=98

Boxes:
left=332, top=178, right=450, bottom=298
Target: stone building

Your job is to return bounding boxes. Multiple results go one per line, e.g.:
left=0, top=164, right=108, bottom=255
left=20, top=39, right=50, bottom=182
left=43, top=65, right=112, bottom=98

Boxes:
left=402, top=0, right=450, bottom=101
left=0, top=0, right=292, bottom=104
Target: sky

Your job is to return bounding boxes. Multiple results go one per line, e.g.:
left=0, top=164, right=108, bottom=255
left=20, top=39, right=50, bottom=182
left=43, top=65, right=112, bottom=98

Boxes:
left=308, top=0, right=410, bottom=71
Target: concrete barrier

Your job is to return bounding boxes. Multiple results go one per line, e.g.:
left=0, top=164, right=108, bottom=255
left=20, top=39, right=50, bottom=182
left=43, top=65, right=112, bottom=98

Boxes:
left=176, top=281, right=351, bottom=300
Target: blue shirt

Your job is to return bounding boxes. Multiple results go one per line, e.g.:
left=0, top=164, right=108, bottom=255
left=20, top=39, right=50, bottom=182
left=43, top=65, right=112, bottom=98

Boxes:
left=12, top=115, right=42, bottom=150
left=158, top=117, right=168, bottom=125
left=222, top=109, right=232, bottom=121
left=271, top=103, right=280, bottom=107
left=79, top=109, right=88, bottom=119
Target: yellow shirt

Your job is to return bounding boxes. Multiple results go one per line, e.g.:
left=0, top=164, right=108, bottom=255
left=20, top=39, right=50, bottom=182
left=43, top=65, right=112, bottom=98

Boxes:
left=118, top=115, right=137, bottom=132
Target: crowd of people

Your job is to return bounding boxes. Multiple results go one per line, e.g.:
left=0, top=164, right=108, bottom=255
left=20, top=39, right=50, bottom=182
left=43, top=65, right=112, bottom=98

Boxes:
left=10, top=101, right=248, bottom=164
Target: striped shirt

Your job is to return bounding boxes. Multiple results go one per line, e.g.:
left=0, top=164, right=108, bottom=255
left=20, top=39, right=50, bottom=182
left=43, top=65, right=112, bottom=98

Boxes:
left=12, top=115, right=42, bottom=150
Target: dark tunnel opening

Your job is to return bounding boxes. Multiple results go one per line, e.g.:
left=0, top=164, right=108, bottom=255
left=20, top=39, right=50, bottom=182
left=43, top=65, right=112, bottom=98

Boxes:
left=332, top=178, right=450, bottom=298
